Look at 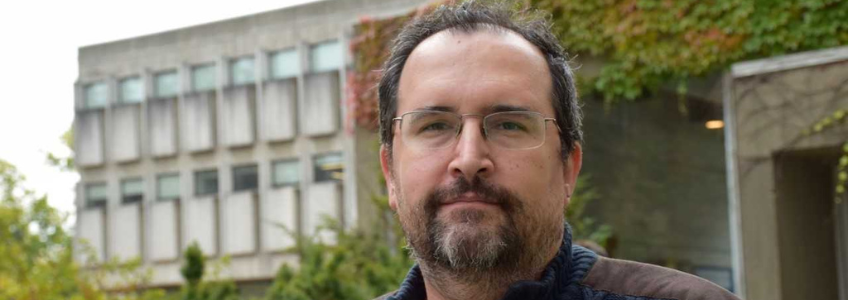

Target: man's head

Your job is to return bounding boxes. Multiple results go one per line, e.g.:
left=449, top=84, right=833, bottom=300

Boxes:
left=378, top=0, right=583, bottom=277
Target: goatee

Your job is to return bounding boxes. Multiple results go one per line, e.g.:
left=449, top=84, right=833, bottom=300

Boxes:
left=409, top=176, right=525, bottom=274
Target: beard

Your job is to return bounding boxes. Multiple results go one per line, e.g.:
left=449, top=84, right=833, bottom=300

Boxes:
left=399, top=176, right=532, bottom=275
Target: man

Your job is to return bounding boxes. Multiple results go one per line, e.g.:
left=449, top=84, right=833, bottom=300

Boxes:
left=375, top=1, right=740, bottom=300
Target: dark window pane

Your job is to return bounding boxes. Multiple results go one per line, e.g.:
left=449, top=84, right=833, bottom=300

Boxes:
left=85, top=183, right=108, bottom=208
left=121, top=178, right=143, bottom=204
left=313, top=153, right=343, bottom=182
left=233, top=165, right=258, bottom=191
left=195, top=170, right=219, bottom=196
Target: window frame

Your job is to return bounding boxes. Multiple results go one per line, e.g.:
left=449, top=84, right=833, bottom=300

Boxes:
left=269, top=48, right=300, bottom=80
left=154, top=70, right=179, bottom=98
left=156, top=173, right=181, bottom=201
left=120, top=178, right=144, bottom=204
left=194, top=169, right=219, bottom=196
left=309, top=40, right=342, bottom=73
left=232, top=164, right=259, bottom=192
left=229, top=56, right=256, bottom=86
left=271, top=158, right=300, bottom=188
left=191, top=63, right=217, bottom=92
left=118, top=76, right=144, bottom=104
left=83, top=81, right=109, bottom=109
left=312, top=152, right=344, bottom=183
left=85, top=182, right=108, bottom=209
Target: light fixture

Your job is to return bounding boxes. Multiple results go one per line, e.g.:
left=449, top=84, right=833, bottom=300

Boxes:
left=705, top=120, right=724, bottom=130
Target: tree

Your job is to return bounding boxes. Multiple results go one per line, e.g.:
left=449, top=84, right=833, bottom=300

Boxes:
left=179, top=242, right=240, bottom=300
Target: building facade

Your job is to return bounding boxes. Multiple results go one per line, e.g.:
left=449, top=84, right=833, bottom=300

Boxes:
left=73, top=0, right=425, bottom=288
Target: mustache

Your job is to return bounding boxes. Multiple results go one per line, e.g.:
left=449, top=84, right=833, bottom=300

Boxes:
left=423, top=176, right=522, bottom=216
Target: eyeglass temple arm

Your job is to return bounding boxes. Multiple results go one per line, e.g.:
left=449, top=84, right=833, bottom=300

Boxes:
left=544, top=118, right=562, bottom=133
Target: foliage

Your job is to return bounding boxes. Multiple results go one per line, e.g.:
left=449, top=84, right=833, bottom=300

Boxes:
left=0, top=159, right=163, bottom=300
left=264, top=211, right=414, bottom=300
left=179, top=242, right=240, bottom=300
left=47, top=127, right=75, bottom=172
left=566, top=176, right=613, bottom=248
left=532, top=0, right=848, bottom=103
left=804, top=108, right=848, bottom=201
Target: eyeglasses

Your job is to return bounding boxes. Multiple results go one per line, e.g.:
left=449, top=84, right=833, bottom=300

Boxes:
left=392, top=110, right=560, bottom=150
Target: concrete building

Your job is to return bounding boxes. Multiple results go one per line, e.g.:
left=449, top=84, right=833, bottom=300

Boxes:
left=73, top=0, right=425, bottom=289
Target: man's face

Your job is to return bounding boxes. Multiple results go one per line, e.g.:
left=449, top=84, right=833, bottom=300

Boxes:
left=380, top=30, right=582, bottom=271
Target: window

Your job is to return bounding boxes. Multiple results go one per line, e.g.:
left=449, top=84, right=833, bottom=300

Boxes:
left=85, top=183, right=108, bottom=208
left=270, top=48, right=299, bottom=79
left=194, top=170, right=218, bottom=196
left=154, top=71, right=179, bottom=98
left=192, top=64, right=217, bottom=92
left=84, top=82, right=109, bottom=109
left=121, top=178, right=143, bottom=204
left=119, top=77, right=144, bottom=103
left=272, top=159, right=300, bottom=186
left=313, top=152, right=343, bottom=182
left=309, top=41, right=342, bottom=73
left=233, top=165, right=258, bottom=191
left=157, top=173, right=180, bottom=200
left=230, top=57, right=255, bottom=86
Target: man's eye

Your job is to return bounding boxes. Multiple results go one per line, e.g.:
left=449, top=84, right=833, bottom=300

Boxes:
left=420, top=122, right=452, bottom=132
left=494, top=122, right=525, bottom=131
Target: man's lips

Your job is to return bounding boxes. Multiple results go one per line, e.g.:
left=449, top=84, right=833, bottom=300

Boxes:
left=440, top=192, right=498, bottom=206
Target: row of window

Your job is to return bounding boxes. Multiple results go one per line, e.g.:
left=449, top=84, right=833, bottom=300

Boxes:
left=82, top=41, right=342, bottom=109
left=84, top=153, right=343, bottom=208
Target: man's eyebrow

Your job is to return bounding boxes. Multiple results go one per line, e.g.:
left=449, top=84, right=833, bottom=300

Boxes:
left=416, top=105, right=455, bottom=112
left=489, top=104, right=531, bottom=113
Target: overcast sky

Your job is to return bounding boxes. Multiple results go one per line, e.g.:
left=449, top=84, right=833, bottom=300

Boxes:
left=0, top=0, right=320, bottom=222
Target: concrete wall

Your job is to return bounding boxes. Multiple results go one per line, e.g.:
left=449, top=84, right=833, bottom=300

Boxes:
left=150, top=200, right=180, bottom=262
left=727, top=46, right=848, bottom=299
left=224, top=192, right=258, bottom=255
left=184, top=195, right=218, bottom=255
left=581, top=95, right=731, bottom=270
left=262, top=187, right=298, bottom=251
left=78, top=208, right=106, bottom=261
left=262, top=79, right=297, bottom=142
left=111, top=105, right=141, bottom=162
left=76, top=110, right=105, bottom=167
left=182, top=92, right=217, bottom=152
left=304, top=182, right=342, bottom=244
left=222, top=87, right=256, bottom=147
left=301, top=72, right=339, bottom=136
left=109, top=202, right=142, bottom=260
left=149, top=99, right=178, bottom=157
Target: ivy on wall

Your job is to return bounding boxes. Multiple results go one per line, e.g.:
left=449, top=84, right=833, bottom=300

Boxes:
left=533, top=0, right=848, bottom=103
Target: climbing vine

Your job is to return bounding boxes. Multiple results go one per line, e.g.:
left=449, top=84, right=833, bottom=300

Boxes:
left=805, top=109, right=848, bottom=201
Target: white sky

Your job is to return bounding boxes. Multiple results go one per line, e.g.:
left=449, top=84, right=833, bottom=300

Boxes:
left=0, top=0, right=320, bottom=222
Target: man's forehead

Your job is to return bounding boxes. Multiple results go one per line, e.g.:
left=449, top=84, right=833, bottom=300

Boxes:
left=397, top=28, right=552, bottom=114
left=406, top=28, right=545, bottom=67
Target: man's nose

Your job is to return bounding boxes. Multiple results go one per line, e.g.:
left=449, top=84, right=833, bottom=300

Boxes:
left=448, top=119, right=494, bottom=181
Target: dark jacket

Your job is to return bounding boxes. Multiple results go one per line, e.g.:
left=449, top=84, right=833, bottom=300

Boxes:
left=376, top=226, right=739, bottom=300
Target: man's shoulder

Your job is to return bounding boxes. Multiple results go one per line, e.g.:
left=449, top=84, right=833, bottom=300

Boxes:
left=372, top=291, right=396, bottom=300
left=579, top=257, right=740, bottom=300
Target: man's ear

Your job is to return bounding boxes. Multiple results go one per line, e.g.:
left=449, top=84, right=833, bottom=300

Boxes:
left=380, top=144, right=399, bottom=211
left=563, top=142, right=583, bottom=208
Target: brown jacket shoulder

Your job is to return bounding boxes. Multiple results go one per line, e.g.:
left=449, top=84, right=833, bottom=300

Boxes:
left=581, top=257, right=740, bottom=300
